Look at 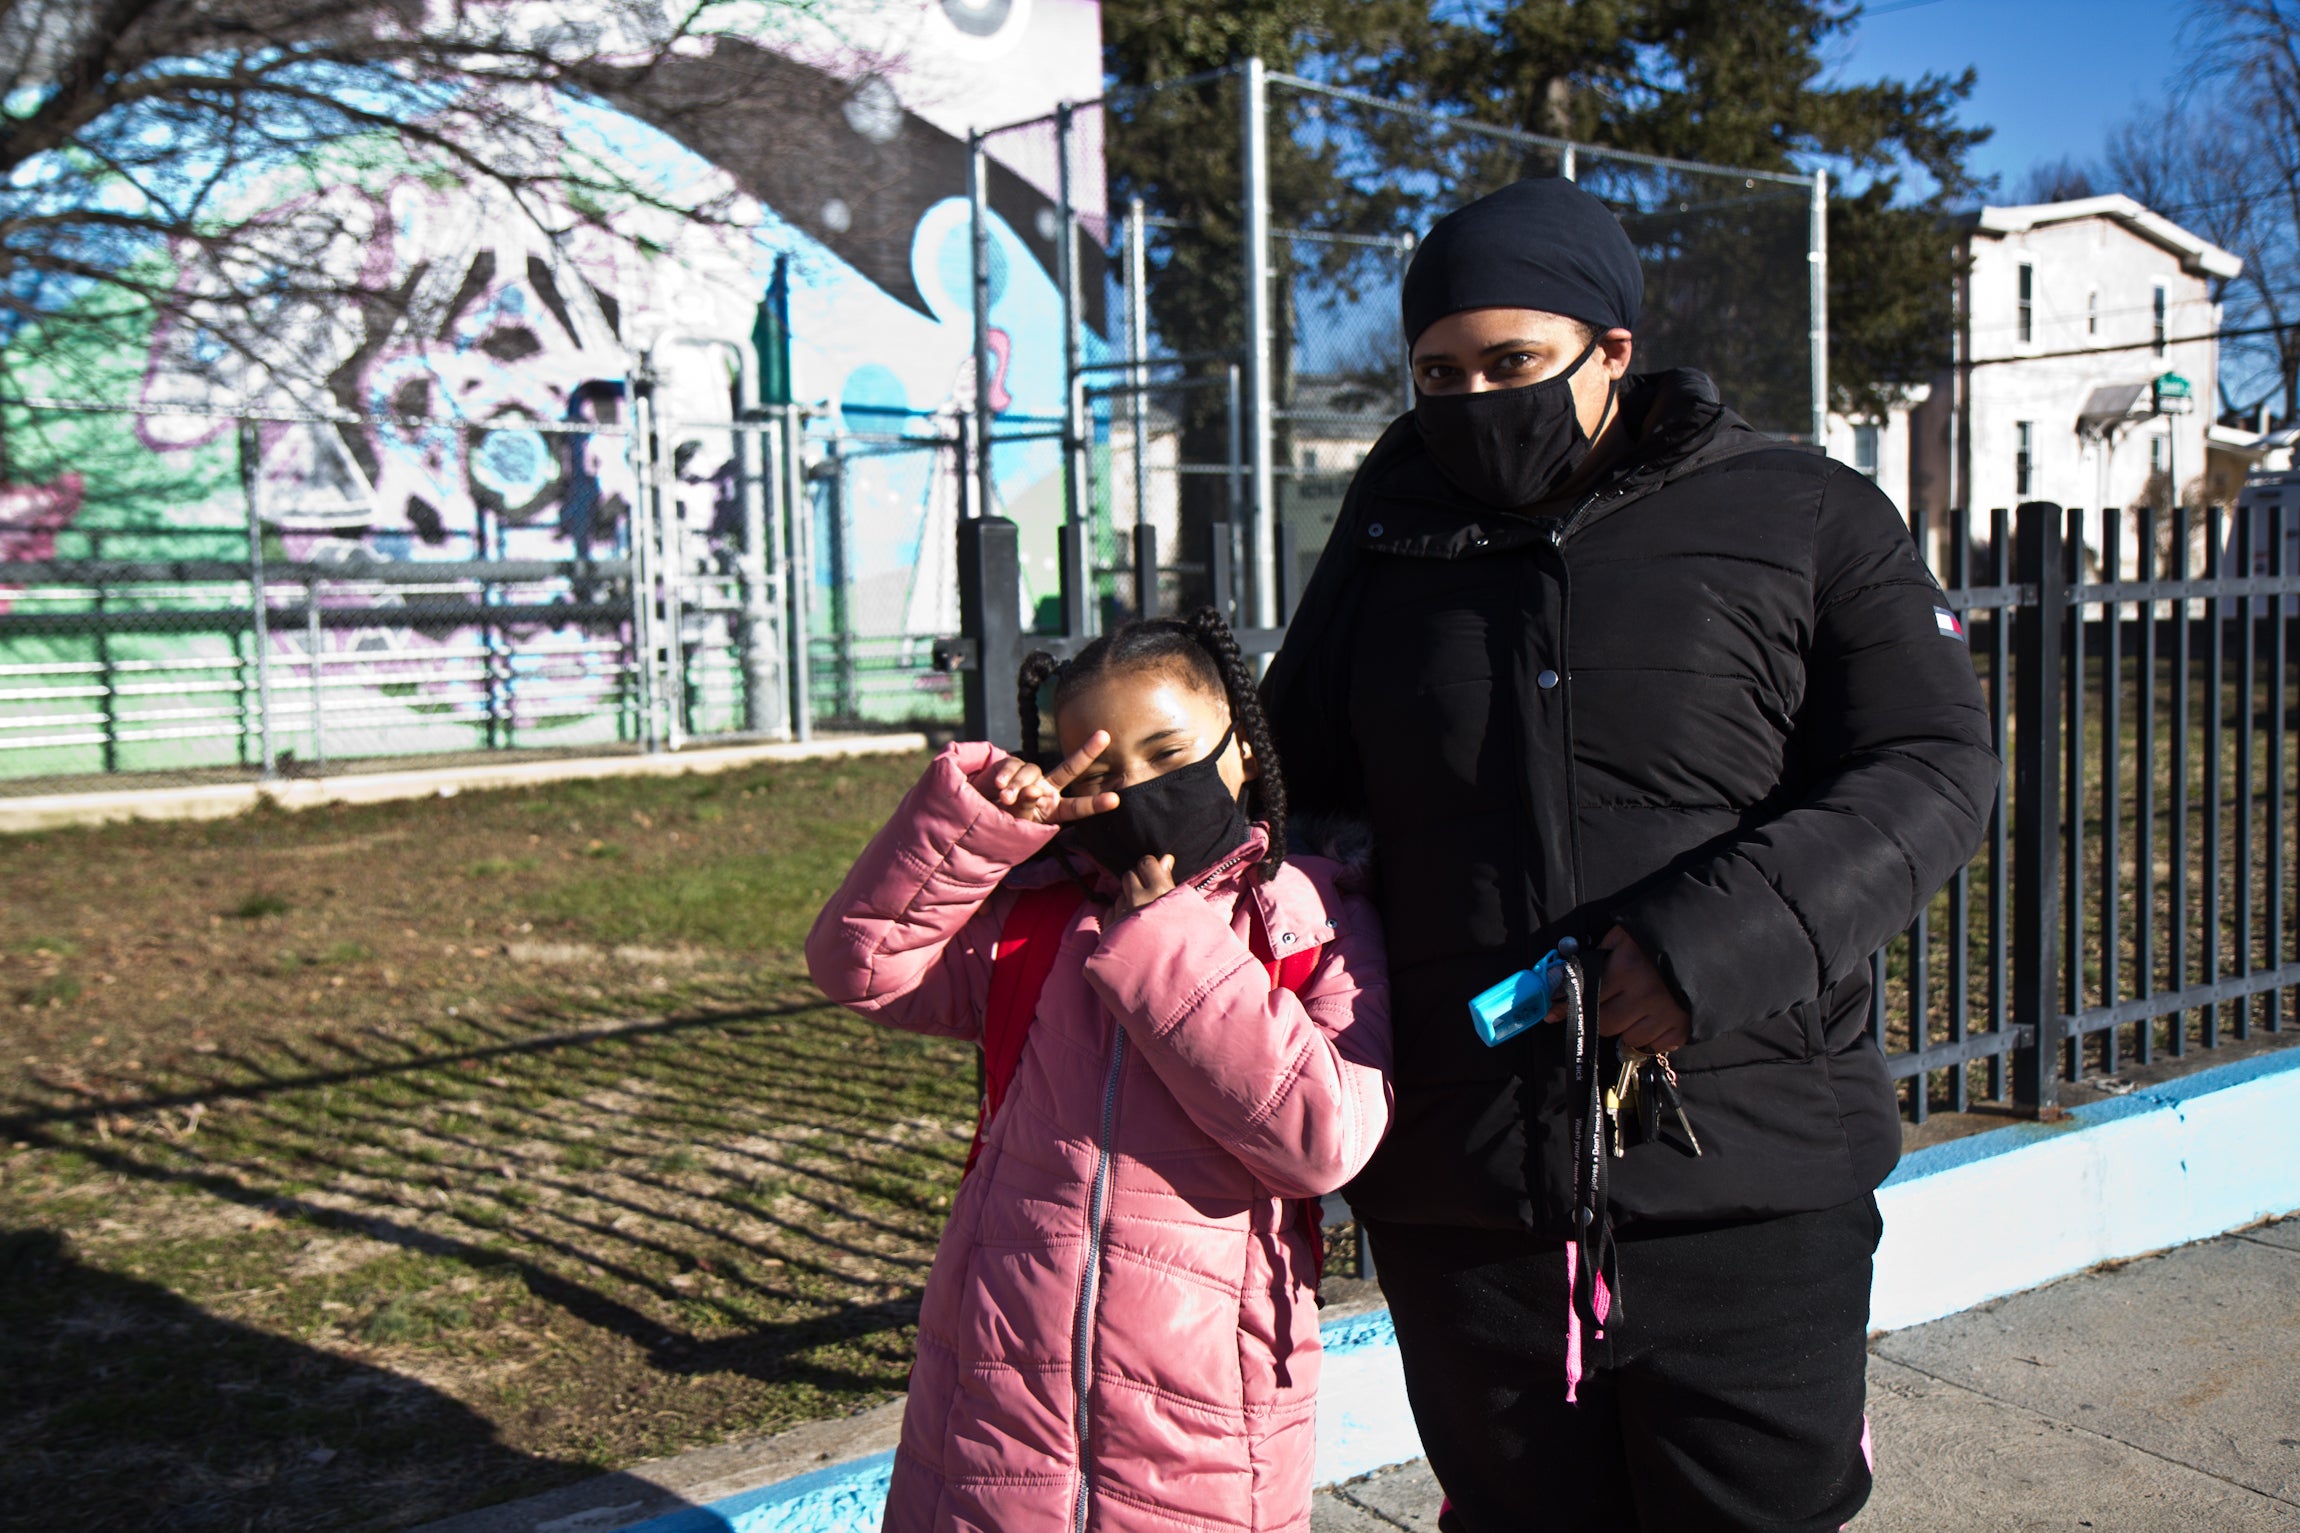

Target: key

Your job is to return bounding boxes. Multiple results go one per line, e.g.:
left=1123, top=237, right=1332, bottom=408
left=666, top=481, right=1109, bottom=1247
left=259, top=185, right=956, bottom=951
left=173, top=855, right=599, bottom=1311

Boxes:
left=1636, top=1057, right=1661, bottom=1146
left=1607, top=1051, right=1641, bottom=1159
left=1651, top=1054, right=1703, bottom=1156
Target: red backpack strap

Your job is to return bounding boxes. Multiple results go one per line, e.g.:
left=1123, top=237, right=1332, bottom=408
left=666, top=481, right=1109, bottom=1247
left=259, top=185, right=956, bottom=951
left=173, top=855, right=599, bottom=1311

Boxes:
left=1246, top=900, right=1322, bottom=996
left=1270, top=947, right=1319, bottom=994
left=966, top=882, right=1087, bottom=1176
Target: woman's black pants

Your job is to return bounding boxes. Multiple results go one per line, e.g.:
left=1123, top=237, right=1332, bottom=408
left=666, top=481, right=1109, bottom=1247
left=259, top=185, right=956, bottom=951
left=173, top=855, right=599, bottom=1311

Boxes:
left=1364, top=1196, right=1880, bottom=1533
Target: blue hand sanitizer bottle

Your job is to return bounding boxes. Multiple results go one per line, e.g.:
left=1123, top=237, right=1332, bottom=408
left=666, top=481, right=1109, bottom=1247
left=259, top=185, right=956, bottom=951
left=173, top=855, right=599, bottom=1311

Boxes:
left=1467, top=938, right=1579, bottom=1048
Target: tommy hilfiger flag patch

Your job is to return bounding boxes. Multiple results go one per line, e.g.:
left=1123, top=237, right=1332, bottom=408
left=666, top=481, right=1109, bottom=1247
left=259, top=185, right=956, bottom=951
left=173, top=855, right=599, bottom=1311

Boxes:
left=1934, top=606, right=1967, bottom=642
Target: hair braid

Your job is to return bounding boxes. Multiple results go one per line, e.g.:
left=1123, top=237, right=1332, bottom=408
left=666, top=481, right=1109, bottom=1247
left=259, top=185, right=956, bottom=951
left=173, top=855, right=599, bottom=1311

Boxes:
left=1182, top=606, right=1288, bottom=878
left=1015, top=650, right=1063, bottom=763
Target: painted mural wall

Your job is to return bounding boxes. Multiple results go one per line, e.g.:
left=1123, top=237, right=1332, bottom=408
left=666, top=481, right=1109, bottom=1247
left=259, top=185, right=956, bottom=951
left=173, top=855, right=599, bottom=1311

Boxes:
left=0, top=0, right=1103, bottom=774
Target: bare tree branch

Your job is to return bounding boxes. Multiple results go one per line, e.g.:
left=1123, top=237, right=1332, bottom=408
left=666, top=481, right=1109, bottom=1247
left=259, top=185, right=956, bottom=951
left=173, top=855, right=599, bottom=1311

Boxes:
left=2, top=0, right=831, bottom=413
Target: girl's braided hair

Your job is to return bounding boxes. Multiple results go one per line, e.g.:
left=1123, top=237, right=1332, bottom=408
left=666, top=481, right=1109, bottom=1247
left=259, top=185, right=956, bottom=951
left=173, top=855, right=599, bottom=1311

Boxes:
left=1016, top=606, right=1288, bottom=878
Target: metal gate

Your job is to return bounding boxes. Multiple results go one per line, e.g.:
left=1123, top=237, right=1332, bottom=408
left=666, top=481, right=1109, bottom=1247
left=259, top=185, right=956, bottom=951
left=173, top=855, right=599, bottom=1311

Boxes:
left=626, top=334, right=809, bottom=750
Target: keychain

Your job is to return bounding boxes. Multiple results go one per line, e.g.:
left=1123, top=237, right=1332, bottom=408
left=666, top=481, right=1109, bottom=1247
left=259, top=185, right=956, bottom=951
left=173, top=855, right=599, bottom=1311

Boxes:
left=1606, top=1051, right=1639, bottom=1158
left=1649, top=1053, right=1703, bottom=1156
left=1608, top=1048, right=1703, bottom=1159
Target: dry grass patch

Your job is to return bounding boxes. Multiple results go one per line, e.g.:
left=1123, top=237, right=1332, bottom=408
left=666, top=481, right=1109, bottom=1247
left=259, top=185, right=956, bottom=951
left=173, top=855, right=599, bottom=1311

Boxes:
left=0, top=750, right=981, bottom=1530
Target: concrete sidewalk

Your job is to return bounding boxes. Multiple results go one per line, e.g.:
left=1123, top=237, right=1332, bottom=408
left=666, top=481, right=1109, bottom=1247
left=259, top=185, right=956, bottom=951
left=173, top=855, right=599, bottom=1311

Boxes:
left=0, top=733, right=928, bottom=833
left=1315, top=1218, right=2300, bottom=1532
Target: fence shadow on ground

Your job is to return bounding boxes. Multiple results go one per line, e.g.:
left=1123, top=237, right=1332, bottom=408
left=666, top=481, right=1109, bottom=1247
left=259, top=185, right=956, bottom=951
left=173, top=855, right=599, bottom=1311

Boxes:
left=0, top=981, right=975, bottom=1529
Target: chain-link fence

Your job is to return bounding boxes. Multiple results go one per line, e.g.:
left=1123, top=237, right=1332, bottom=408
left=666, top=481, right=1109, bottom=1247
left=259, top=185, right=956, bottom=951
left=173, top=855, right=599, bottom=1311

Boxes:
left=1, top=62, right=1827, bottom=781
left=970, top=99, right=1141, bottom=634
left=958, top=62, right=1825, bottom=699
left=1267, top=74, right=1823, bottom=439
left=802, top=425, right=967, bottom=731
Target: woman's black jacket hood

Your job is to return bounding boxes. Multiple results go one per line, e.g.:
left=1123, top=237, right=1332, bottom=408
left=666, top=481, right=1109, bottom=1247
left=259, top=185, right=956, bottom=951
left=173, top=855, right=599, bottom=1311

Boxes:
left=1264, top=369, right=2000, bottom=1236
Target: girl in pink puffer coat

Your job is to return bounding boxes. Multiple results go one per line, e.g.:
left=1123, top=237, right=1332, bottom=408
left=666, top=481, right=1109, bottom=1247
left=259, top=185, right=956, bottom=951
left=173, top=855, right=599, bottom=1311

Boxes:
left=807, top=609, right=1392, bottom=1533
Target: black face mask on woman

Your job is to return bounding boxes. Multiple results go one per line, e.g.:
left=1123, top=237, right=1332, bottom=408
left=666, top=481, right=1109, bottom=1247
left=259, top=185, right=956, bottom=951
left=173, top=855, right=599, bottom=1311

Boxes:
left=1413, top=339, right=1605, bottom=510
left=1065, top=726, right=1250, bottom=884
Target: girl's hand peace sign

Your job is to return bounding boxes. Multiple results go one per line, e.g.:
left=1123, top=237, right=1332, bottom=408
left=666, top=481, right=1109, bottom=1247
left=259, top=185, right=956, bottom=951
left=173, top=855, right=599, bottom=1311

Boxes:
left=984, top=732, right=1122, bottom=825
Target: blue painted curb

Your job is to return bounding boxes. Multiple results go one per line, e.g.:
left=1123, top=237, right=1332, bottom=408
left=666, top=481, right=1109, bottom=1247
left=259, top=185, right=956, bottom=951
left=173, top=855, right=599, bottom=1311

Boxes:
left=618, top=1307, right=1412, bottom=1533
left=1870, top=1043, right=2300, bottom=1330
left=1881, top=1042, right=2300, bottom=1186
left=620, top=1451, right=896, bottom=1533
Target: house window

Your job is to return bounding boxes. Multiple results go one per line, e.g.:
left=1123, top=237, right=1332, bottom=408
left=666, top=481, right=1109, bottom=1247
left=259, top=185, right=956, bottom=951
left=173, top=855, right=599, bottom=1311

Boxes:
left=1853, top=423, right=1881, bottom=479
left=2015, top=421, right=2034, bottom=497
left=2153, top=284, right=2168, bottom=356
left=2018, top=263, right=2035, bottom=344
left=2087, top=289, right=2098, bottom=337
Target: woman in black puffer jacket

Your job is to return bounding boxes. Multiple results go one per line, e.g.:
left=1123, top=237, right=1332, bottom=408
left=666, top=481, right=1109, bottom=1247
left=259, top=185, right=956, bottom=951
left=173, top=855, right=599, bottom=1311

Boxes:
left=1265, top=177, right=1998, bottom=1533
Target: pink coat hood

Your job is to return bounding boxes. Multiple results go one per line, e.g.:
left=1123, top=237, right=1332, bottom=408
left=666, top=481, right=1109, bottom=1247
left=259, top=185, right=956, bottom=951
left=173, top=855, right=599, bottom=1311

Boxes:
left=806, top=742, right=1393, bottom=1533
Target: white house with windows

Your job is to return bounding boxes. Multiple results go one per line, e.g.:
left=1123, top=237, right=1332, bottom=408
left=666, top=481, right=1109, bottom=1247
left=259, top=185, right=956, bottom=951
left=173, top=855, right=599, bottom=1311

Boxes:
left=1906, top=196, right=2242, bottom=521
left=1824, top=391, right=1927, bottom=512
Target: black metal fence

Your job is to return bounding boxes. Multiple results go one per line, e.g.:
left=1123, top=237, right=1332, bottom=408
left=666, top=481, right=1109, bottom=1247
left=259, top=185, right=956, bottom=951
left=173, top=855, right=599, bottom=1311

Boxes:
left=1889, top=500, right=2297, bottom=1118
left=947, top=497, right=2300, bottom=1119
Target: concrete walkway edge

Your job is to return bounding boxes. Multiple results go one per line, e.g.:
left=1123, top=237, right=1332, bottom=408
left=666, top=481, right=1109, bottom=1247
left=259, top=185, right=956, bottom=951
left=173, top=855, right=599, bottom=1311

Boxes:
left=0, top=735, right=930, bottom=834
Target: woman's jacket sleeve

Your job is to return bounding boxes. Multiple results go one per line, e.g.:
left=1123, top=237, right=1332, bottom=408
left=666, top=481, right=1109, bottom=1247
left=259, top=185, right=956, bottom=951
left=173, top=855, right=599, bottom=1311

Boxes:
left=1610, top=466, right=2001, bottom=1040
left=1082, top=882, right=1392, bottom=1198
left=804, top=742, right=1057, bottom=1039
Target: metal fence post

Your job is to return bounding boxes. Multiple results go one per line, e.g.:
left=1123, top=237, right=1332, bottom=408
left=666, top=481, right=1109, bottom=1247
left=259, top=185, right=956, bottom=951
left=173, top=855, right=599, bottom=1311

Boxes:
left=958, top=516, right=1022, bottom=747
left=652, top=398, right=689, bottom=753
left=968, top=133, right=999, bottom=529
left=2013, top=501, right=2067, bottom=1115
left=701, top=337, right=783, bottom=741
left=1809, top=167, right=1829, bottom=450
left=1060, top=513, right=1090, bottom=638
left=1239, top=56, right=1279, bottom=629
left=306, top=579, right=326, bottom=774
left=1397, top=234, right=1419, bottom=415
left=627, top=382, right=662, bottom=752
left=736, top=411, right=784, bottom=738
left=1225, top=362, right=1245, bottom=526
left=1135, top=522, right=1161, bottom=620
left=94, top=569, right=117, bottom=775
left=1127, top=196, right=1153, bottom=558
left=822, top=438, right=859, bottom=723
left=1199, top=519, right=1238, bottom=626
left=238, top=424, right=277, bottom=780
left=1054, top=101, right=1095, bottom=643
left=782, top=403, right=814, bottom=742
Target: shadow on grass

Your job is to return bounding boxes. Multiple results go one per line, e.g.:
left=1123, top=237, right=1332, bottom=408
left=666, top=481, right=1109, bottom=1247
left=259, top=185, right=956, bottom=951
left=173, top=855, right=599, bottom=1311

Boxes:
left=0, top=1226, right=588, bottom=1532
left=0, top=982, right=976, bottom=1526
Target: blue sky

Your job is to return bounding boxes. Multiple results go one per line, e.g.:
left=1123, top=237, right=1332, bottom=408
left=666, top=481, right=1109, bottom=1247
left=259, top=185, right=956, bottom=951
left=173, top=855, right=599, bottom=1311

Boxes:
left=1827, top=0, right=2193, bottom=202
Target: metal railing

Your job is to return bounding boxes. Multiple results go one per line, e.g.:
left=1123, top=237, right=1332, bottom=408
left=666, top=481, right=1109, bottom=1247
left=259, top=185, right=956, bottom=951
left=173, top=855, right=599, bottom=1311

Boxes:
left=0, top=388, right=872, bottom=781
left=1885, top=496, right=2299, bottom=1116
left=0, top=551, right=645, bottom=777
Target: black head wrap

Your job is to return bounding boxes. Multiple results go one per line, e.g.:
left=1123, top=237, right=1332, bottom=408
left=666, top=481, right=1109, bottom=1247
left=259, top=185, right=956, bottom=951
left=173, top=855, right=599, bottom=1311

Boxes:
left=1401, top=178, right=1643, bottom=346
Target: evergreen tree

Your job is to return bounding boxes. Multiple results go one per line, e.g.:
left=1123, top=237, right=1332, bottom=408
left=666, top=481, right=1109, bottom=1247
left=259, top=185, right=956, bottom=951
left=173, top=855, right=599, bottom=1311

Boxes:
left=1105, top=0, right=1991, bottom=430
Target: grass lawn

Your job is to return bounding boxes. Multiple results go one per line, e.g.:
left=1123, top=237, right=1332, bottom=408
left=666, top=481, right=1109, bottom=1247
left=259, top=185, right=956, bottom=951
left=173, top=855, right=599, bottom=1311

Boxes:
left=0, top=749, right=966, bottom=1531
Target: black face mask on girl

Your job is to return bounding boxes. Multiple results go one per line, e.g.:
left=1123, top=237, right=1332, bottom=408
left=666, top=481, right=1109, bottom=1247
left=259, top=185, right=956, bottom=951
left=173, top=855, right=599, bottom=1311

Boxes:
left=1412, top=339, right=1606, bottom=510
left=1064, top=726, right=1251, bottom=885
